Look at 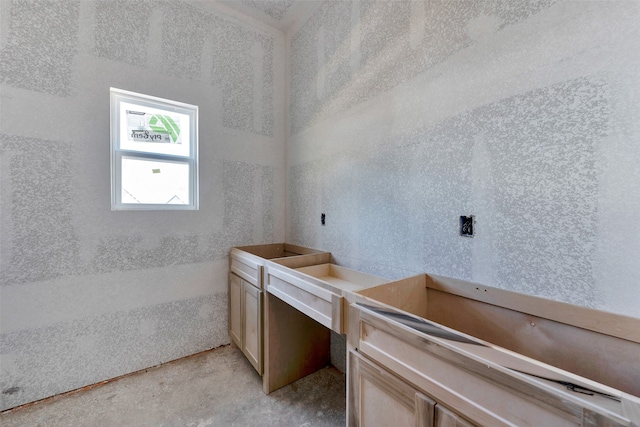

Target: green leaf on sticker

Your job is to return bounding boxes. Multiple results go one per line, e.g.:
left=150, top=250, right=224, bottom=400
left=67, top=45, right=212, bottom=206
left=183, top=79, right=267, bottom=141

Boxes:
left=149, top=114, right=180, bottom=143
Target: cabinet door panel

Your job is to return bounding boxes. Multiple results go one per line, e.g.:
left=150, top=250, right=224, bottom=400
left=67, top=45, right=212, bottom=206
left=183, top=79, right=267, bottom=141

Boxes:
left=361, top=375, right=415, bottom=426
left=243, top=281, right=263, bottom=374
left=435, top=405, right=475, bottom=427
left=229, top=273, right=243, bottom=347
left=349, top=350, right=435, bottom=427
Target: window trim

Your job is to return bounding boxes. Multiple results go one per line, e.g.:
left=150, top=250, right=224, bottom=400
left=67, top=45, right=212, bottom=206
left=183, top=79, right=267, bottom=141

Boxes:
left=110, top=88, right=199, bottom=211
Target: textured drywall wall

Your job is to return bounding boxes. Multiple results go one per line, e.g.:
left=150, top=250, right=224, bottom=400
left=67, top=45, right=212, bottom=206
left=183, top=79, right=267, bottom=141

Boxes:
left=286, top=1, right=640, bottom=319
left=0, top=0, right=285, bottom=410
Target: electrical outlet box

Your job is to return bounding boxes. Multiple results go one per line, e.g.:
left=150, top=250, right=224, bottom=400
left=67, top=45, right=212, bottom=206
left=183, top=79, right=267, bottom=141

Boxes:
left=460, top=215, right=474, bottom=237
left=321, top=213, right=326, bottom=226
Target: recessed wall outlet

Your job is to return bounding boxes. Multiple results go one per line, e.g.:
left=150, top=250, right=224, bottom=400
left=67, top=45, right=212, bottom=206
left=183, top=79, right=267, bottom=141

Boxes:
left=460, top=215, right=474, bottom=237
left=321, top=213, right=326, bottom=226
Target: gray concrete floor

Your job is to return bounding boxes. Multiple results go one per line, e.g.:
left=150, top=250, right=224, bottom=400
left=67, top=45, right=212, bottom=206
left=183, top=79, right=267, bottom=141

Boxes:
left=0, top=345, right=346, bottom=427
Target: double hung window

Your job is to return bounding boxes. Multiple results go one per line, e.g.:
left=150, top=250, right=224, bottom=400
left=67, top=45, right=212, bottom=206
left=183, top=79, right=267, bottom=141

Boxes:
left=110, top=88, right=198, bottom=210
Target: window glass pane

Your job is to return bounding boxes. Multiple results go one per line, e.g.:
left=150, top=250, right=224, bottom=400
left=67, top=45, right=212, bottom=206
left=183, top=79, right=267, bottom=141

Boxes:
left=119, top=102, right=191, bottom=157
left=121, top=157, right=190, bottom=205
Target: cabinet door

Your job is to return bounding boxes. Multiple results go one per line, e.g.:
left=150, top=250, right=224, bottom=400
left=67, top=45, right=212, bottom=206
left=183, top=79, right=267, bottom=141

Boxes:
left=435, top=406, right=475, bottom=427
left=229, top=273, right=243, bottom=347
left=349, top=350, right=435, bottom=427
left=242, top=281, right=263, bottom=374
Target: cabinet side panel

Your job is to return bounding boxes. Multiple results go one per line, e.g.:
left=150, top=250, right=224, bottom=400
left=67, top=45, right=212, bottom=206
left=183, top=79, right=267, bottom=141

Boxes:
left=263, top=293, right=330, bottom=393
left=350, top=350, right=422, bottom=427
left=361, top=377, right=415, bottom=426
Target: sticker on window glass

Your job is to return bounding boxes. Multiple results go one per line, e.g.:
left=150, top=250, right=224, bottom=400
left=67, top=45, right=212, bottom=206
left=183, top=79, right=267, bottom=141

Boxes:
left=126, top=110, right=182, bottom=144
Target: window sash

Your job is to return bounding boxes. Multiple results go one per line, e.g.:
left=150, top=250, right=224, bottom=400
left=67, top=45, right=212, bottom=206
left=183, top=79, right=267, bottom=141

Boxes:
left=112, top=152, right=197, bottom=210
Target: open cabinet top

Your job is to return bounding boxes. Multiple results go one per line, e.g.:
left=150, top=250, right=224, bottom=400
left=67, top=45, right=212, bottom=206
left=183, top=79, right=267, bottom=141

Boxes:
left=353, top=273, right=640, bottom=399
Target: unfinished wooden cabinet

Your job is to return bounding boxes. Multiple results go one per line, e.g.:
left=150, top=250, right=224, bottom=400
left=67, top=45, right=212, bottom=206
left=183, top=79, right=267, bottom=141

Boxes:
left=349, top=304, right=631, bottom=426
left=234, top=247, right=640, bottom=425
left=228, top=244, right=331, bottom=375
left=353, top=274, right=640, bottom=398
left=347, top=274, right=640, bottom=427
left=262, top=260, right=389, bottom=394
left=265, top=262, right=389, bottom=334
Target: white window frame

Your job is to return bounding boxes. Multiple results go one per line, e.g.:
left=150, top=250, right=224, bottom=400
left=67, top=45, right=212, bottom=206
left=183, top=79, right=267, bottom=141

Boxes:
left=110, top=88, right=199, bottom=210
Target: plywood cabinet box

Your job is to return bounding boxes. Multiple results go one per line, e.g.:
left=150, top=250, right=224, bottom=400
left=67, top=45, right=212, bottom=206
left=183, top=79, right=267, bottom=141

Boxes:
left=228, top=244, right=330, bottom=374
left=229, top=247, right=640, bottom=425
left=347, top=274, right=640, bottom=427
left=265, top=262, right=390, bottom=334
left=262, top=260, right=389, bottom=393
